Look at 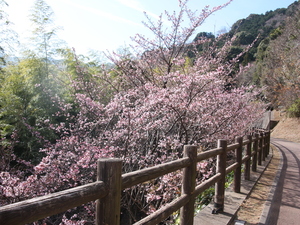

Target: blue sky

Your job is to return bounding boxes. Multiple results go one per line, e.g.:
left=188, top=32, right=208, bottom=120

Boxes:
left=4, top=0, right=297, bottom=55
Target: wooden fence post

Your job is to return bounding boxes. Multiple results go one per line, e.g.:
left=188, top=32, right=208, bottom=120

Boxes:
left=262, top=133, right=266, bottom=161
left=267, top=131, right=271, bottom=156
left=252, top=133, right=259, bottom=172
left=244, top=135, right=252, bottom=180
left=234, top=137, right=243, bottom=193
left=264, top=132, right=269, bottom=157
left=213, top=139, right=227, bottom=214
left=258, top=133, right=263, bottom=165
left=180, top=145, right=197, bottom=225
left=96, top=158, right=122, bottom=225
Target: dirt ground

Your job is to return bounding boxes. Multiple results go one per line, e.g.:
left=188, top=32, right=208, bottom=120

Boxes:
left=271, top=117, right=300, bottom=143
left=234, top=145, right=280, bottom=224
left=234, top=113, right=300, bottom=224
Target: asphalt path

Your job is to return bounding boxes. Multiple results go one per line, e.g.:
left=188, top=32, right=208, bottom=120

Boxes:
left=267, top=138, right=300, bottom=225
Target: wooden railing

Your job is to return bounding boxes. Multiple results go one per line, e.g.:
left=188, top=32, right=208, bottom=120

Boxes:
left=0, top=131, right=271, bottom=225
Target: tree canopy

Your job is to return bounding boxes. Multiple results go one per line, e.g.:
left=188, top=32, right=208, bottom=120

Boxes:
left=5, top=0, right=300, bottom=223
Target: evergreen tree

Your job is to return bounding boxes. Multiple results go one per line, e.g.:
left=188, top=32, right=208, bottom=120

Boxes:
left=28, top=0, right=64, bottom=76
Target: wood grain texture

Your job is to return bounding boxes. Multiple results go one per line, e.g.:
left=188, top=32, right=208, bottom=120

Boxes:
left=0, top=181, right=108, bottom=225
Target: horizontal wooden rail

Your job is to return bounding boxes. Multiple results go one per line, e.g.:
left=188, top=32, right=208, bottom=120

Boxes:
left=242, top=155, right=250, bottom=164
left=134, top=194, right=190, bottom=225
left=196, top=147, right=223, bottom=161
left=227, top=143, right=240, bottom=151
left=194, top=173, right=222, bottom=196
left=226, top=162, right=239, bottom=174
left=133, top=174, right=223, bottom=225
left=0, top=130, right=271, bottom=225
left=242, top=139, right=251, bottom=145
left=0, top=181, right=108, bottom=225
left=122, top=157, right=191, bottom=189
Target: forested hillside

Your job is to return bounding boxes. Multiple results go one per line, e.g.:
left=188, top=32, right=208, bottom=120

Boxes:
left=219, top=1, right=300, bottom=114
left=0, top=0, right=298, bottom=224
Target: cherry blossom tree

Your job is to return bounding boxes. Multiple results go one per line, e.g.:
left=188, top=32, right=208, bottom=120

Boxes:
left=0, top=0, right=266, bottom=224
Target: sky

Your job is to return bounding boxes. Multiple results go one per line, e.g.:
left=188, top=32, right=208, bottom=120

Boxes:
left=4, top=0, right=298, bottom=56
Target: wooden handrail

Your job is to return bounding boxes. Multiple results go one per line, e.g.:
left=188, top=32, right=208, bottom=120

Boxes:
left=197, top=147, right=223, bottom=161
left=0, top=131, right=271, bottom=225
left=0, top=181, right=108, bottom=225
left=122, top=157, right=191, bottom=189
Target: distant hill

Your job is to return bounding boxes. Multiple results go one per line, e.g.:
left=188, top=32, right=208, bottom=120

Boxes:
left=192, top=0, right=300, bottom=115
left=225, top=1, right=300, bottom=64
left=193, top=1, right=300, bottom=64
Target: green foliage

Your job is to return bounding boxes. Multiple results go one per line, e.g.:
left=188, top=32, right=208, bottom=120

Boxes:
left=252, top=2, right=300, bottom=109
left=0, top=55, right=65, bottom=163
left=195, top=186, right=215, bottom=211
left=191, top=1, right=300, bottom=88
left=233, top=31, right=256, bottom=45
left=190, top=32, right=216, bottom=56
left=229, top=7, right=287, bottom=40
left=226, top=46, right=243, bottom=61
left=0, top=60, right=40, bottom=161
left=256, top=38, right=270, bottom=61
left=270, top=27, right=283, bottom=40
left=226, top=5, right=290, bottom=67
left=287, top=98, right=300, bottom=117
left=0, top=0, right=112, bottom=164
left=28, top=0, right=65, bottom=77
left=194, top=171, right=235, bottom=213
left=193, top=32, right=215, bottom=41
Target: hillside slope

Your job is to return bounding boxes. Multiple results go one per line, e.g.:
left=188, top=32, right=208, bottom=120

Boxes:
left=271, top=112, right=300, bottom=143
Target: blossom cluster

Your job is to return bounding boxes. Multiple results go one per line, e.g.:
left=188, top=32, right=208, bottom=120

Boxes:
left=0, top=0, right=265, bottom=224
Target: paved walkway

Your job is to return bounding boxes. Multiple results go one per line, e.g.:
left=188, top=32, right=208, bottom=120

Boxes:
left=194, top=138, right=300, bottom=225
left=194, top=150, right=273, bottom=225
left=266, top=139, right=300, bottom=225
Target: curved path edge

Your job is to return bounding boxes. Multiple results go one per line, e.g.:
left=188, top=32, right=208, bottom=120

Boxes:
left=194, top=147, right=274, bottom=225
left=261, top=138, right=300, bottom=225
left=258, top=141, right=284, bottom=224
